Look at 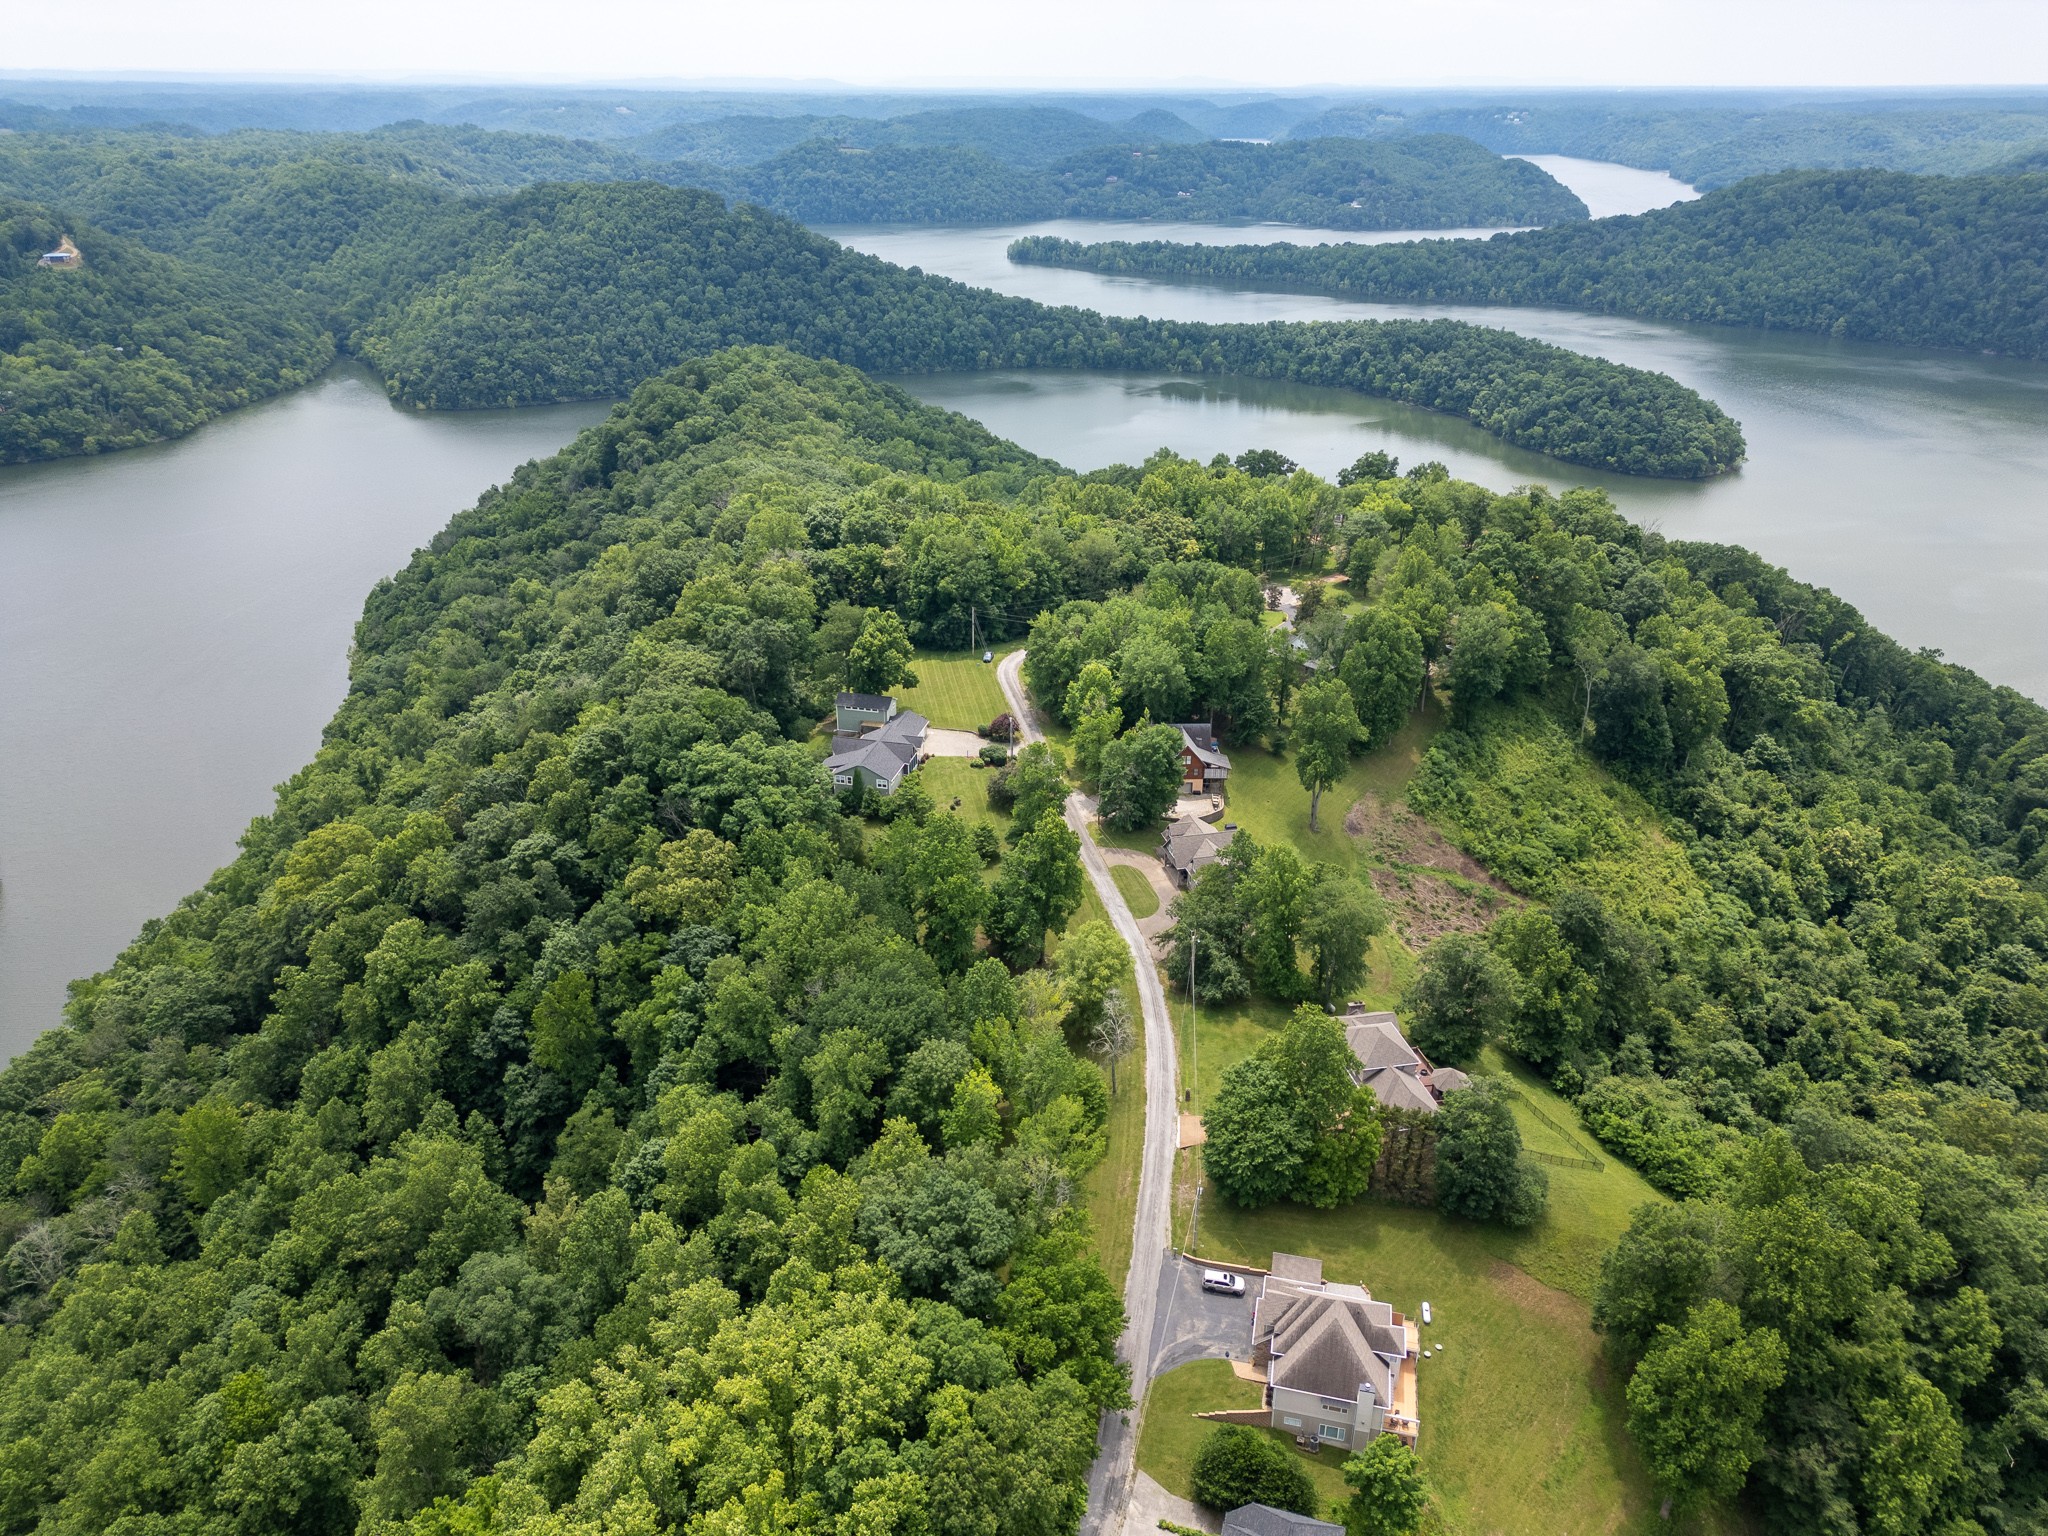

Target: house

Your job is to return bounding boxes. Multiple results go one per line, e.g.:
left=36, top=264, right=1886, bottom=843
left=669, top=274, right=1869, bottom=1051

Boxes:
left=824, top=701, right=928, bottom=795
left=1342, top=1007, right=1470, bottom=1114
left=1252, top=1253, right=1419, bottom=1449
left=834, top=691, right=898, bottom=735
left=1222, top=1506, right=1344, bottom=1536
left=1162, top=818, right=1236, bottom=889
left=1173, top=722, right=1231, bottom=794
left=36, top=237, right=82, bottom=270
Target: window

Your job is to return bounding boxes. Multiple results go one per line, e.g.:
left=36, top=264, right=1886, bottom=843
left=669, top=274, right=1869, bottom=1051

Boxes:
left=1280, top=1415, right=1302, bottom=1429
left=1318, top=1424, right=1348, bottom=1443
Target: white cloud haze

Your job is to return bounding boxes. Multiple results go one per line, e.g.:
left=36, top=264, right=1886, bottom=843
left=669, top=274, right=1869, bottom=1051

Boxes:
left=6, top=0, right=2047, bottom=89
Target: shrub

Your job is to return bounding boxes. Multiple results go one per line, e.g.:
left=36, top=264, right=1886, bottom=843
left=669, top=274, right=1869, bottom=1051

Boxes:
left=1190, top=1424, right=1318, bottom=1516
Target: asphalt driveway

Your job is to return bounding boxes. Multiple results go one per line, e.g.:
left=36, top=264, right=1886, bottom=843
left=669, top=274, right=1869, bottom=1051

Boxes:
left=1149, top=1256, right=1258, bottom=1380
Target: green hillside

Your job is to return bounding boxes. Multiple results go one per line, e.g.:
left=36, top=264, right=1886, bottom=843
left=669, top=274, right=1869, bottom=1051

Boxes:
left=1012, top=167, right=2048, bottom=358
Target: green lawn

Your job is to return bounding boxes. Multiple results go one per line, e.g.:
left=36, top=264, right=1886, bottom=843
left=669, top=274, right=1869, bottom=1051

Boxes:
left=916, top=757, right=1010, bottom=839
left=894, top=646, right=1017, bottom=730
left=1171, top=931, right=1412, bottom=1116
left=1079, top=991, right=1145, bottom=1295
left=1162, top=1060, right=1704, bottom=1536
left=1111, top=864, right=1160, bottom=918
left=1138, top=1360, right=1351, bottom=1520
left=1178, top=1195, right=1738, bottom=1536
left=1214, top=703, right=1444, bottom=880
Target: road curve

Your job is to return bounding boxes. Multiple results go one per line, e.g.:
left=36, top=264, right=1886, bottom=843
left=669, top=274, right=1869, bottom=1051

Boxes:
left=996, top=649, right=1181, bottom=1536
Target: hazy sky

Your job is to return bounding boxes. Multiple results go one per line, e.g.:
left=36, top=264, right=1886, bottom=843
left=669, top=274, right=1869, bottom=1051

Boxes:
left=9, top=0, right=2048, bottom=90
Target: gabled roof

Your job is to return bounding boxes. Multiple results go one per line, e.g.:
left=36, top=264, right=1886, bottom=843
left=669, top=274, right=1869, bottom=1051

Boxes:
left=872, top=708, right=927, bottom=744
left=1172, top=722, right=1232, bottom=771
left=1162, top=819, right=1234, bottom=874
left=1222, top=1507, right=1344, bottom=1536
left=1345, top=1014, right=1419, bottom=1074
left=1259, top=1282, right=1406, bottom=1414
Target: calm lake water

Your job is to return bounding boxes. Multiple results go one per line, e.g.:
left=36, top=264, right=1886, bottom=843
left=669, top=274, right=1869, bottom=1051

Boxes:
left=0, top=369, right=604, bottom=1056
left=3, top=156, right=2044, bottom=1061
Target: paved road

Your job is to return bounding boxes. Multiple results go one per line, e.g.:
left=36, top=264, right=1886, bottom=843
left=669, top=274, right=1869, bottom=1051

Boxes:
left=997, top=650, right=1181, bottom=1536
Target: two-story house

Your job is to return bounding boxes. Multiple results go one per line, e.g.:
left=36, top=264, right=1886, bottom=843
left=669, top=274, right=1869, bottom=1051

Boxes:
left=1252, top=1253, right=1419, bottom=1450
left=825, top=691, right=929, bottom=795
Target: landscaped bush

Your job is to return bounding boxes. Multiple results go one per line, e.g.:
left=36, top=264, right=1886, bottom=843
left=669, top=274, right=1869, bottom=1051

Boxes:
left=1190, top=1424, right=1319, bottom=1517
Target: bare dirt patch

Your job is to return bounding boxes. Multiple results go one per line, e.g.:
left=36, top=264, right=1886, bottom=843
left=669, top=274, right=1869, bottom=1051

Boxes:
left=1488, top=1260, right=1587, bottom=1332
left=1347, top=793, right=1519, bottom=943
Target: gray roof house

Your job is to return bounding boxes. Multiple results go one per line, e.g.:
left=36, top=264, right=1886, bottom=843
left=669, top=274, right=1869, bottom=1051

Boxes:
left=1342, top=1008, right=1469, bottom=1115
left=834, top=691, right=898, bottom=734
left=1222, top=1506, right=1343, bottom=1536
left=1252, top=1255, right=1419, bottom=1449
left=825, top=705, right=928, bottom=795
left=1162, top=818, right=1236, bottom=889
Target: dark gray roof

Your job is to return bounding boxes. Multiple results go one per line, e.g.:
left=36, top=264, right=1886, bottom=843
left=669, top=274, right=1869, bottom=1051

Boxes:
left=1173, top=722, right=1232, bottom=771
left=1162, top=820, right=1233, bottom=873
left=1223, top=1505, right=1344, bottom=1536
left=835, top=691, right=894, bottom=713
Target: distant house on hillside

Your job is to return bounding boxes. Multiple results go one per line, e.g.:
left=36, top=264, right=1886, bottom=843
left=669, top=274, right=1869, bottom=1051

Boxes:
left=826, top=691, right=928, bottom=795
left=36, top=237, right=82, bottom=270
left=1342, top=1007, right=1469, bottom=1114
left=1173, top=721, right=1231, bottom=795
left=1252, top=1252, right=1420, bottom=1448
left=1161, top=818, right=1236, bottom=889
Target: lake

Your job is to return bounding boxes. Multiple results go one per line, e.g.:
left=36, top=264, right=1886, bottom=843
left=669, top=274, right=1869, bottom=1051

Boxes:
left=4, top=155, right=2046, bottom=1061
left=0, top=370, right=606, bottom=1056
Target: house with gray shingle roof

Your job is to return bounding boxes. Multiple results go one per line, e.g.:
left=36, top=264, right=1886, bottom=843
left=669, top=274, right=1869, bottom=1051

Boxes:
left=1222, top=1505, right=1343, bottom=1536
left=824, top=700, right=928, bottom=795
left=1252, top=1254, right=1419, bottom=1449
left=1342, top=1008, right=1468, bottom=1115
left=1162, top=817, right=1237, bottom=889
left=1172, top=721, right=1232, bottom=794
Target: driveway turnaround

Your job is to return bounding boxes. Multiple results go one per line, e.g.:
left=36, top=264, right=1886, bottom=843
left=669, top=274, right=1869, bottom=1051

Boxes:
left=1150, top=1256, right=1258, bottom=1380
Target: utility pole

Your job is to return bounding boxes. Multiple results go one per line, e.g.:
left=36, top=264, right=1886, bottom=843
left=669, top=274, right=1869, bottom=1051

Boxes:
left=969, top=604, right=979, bottom=655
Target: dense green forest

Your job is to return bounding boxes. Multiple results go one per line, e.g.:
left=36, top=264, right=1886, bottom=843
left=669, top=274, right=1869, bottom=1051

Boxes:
left=0, top=348, right=1131, bottom=1536
left=1012, top=167, right=2048, bottom=359
left=1043, top=135, right=1586, bottom=227
left=1290, top=98, right=2048, bottom=187
left=0, top=133, right=1742, bottom=476
left=0, top=200, right=333, bottom=463
left=675, top=130, right=1586, bottom=228
left=9, top=344, right=2048, bottom=1534
left=626, top=105, right=1207, bottom=170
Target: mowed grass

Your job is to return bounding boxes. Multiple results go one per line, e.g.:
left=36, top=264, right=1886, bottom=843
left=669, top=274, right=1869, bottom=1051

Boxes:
left=1180, top=1196, right=1732, bottom=1536
left=1218, top=701, right=1444, bottom=879
left=1138, top=1360, right=1352, bottom=1519
left=1163, top=1064, right=1716, bottom=1536
left=1111, top=863, right=1160, bottom=918
left=894, top=646, right=1017, bottom=730
left=917, top=757, right=1009, bottom=838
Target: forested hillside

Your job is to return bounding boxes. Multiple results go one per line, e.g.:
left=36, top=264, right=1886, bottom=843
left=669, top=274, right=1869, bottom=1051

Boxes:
left=0, top=201, right=333, bottom=463
left=7, top=345, right=2048, bottom=1534
left=1012, top=167, right=2048, bottom=358
left=0, top=138, right=1742, bottom=476
left=0, top=350, right=1119, bottom=1536
left=627, top=105, right=1207, bottom=170
left=675, top=130, right=1586, bottom=229
left=1290, top=97, right=2048, bottom=187
left=1045, top=134, right=1587, bottom=227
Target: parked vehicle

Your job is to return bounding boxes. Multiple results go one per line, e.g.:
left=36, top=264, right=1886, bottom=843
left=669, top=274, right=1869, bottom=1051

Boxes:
left=1420, top=1301, right=1433, bottom=1325
left=982, top=649, right=994, bottom=663
left=1201, top=1269, right=1246, bottom=1297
